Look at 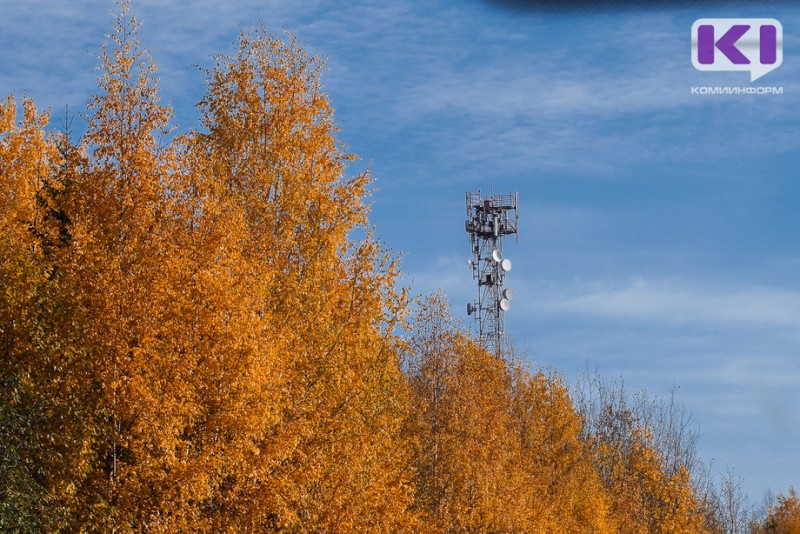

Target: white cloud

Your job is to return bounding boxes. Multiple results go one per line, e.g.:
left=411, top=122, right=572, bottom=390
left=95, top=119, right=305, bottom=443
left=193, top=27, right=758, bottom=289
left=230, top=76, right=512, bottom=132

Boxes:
left=539, top=278, right=800, bottom=329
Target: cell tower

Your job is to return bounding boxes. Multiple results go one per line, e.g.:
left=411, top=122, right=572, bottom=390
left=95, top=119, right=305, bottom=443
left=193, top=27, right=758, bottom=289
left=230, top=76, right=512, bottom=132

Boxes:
left=465, top=190, right=519, bottom=358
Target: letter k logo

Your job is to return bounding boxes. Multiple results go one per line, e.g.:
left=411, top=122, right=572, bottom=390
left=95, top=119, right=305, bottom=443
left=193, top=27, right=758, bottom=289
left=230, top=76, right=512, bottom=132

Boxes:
left=692, top=19, right=783, bottom=82
left=697, top=24, right=750, bottom=64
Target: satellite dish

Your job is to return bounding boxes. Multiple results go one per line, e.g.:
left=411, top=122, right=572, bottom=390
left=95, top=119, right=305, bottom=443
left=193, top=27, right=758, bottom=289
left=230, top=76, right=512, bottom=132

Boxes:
left=499, top=298, right=510, bottom=311
left=467, top=303, right=475, bottom=315
left=500, top=258, right=512, bottom=272
left=503, top=288, right=514, bottom=300
left=467, top=258, right=473, bottom=267
left=492, top=249, right=502, bottom=262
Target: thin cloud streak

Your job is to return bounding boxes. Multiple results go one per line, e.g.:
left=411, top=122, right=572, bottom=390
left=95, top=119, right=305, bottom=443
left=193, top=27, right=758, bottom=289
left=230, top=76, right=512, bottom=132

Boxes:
left=313, top=5, right=800, bottom=183
left=539, top=278, right=800, bottom=329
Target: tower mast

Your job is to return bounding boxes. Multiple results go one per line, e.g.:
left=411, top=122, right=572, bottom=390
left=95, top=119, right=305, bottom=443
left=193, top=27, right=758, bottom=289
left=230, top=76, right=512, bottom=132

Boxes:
left=465, top=190, right=519, bottom=358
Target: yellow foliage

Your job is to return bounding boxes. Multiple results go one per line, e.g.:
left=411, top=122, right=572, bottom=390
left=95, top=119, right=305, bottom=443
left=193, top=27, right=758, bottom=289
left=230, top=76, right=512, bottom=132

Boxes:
left=0, top=2, right=722, bottom=532
left=3, top=3, right=417, bottom=531
left=405, top=294, right=613, bottom=532
left=755, top=487, right=800, bottom=534
left=587, top=409, right=708, bottom=533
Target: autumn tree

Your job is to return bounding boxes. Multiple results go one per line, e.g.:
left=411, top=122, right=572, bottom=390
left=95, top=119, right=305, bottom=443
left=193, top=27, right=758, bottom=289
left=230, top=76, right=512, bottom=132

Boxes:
left=0, top=95, right=60, bottom=531
left=404, top=296, right=522, bottom=532
left=753, top=487, right=800, bottom=534
left=172, top=23, right=417, bottom=532
left=404, top=293, right=612, bottom=532
left=3, top=2, right=419, bottom=530
left=13, top=2, right=188, bottom=529
left=575, top=369, right=710, bottom=533
left=509, top=367, right=613, bottom=531
left=3, top=2, right=764, bottom=533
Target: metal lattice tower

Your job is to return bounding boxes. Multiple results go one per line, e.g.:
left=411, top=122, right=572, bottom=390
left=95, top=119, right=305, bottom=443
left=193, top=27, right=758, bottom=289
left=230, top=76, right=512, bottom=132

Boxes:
left=465, top=190, right=518, bottom=358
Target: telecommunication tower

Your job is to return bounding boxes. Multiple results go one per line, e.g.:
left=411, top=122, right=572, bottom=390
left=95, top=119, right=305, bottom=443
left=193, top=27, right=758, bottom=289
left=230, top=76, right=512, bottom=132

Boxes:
left=465, top=190, right=519, bottom=358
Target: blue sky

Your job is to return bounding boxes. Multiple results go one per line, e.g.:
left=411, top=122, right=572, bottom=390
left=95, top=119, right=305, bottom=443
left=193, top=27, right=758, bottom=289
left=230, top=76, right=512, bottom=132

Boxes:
left=3, top=0, right=799, bottom=504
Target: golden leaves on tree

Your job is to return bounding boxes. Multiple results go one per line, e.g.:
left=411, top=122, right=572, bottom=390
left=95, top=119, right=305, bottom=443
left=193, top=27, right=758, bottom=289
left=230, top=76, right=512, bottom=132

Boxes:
left=0, top=2, right=785, bottom=532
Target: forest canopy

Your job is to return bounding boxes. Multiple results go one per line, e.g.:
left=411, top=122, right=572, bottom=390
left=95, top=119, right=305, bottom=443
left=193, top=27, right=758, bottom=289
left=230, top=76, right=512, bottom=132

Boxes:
left=0, top=2, right=795, bottom=532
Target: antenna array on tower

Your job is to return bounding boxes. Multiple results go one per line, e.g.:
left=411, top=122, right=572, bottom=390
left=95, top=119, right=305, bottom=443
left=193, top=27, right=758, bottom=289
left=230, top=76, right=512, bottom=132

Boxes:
left=465, top=190, right=519, bottom=358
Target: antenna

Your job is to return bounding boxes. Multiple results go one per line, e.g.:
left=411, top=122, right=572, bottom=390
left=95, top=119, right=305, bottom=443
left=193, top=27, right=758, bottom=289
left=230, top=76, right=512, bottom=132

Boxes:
left=465, top=189, right=519, bottom=358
